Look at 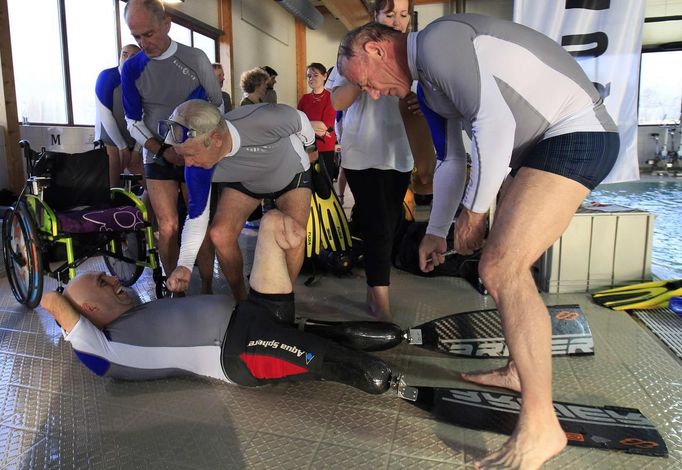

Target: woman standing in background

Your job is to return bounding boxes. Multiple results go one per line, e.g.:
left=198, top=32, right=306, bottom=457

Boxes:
left=297, top=63, right=338, bottom=180
left=325, top=0, right=415, bottom=318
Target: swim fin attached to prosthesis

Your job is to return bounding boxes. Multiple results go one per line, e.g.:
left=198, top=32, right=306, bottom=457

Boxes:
left=309, top=161, right=352, bottom=254
left=591, top=279, right=682, bottom=310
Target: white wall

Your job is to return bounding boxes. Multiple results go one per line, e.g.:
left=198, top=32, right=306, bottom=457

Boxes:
left=305, top=14, right=348, bottom=74
left=231, top=0, right=298, bottom=106
left=171, top=0, right=219, bottom=29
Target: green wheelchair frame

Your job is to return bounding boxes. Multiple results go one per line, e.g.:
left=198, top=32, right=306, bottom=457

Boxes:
left=2, top=140, right=165, bottom=308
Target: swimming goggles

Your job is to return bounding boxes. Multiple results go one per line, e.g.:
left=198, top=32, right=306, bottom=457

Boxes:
left=158, top=119, right=200, bottom=144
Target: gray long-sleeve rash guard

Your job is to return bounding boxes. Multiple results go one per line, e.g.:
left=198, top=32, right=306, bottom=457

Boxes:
left=410, top=14, right=617, bottom=237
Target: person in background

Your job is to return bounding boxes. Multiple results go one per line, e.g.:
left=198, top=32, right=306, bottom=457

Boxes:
left=238, top=66, right=272, bottom=228
left=95, top=44, right=143, bottom=188
left=240, top=67, right=270, bottom=106
left=297, top=62, right=337, bottom=180
left=121, top=0, right=222, bottom=295
left=325, top=0, right=416, bottom=319
left=212, top=63, right=233, bottom=112
left=260, top=65, right=278, bottom=104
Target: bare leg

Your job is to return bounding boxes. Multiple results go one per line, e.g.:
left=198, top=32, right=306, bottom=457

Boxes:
left=461, top=360, right=521, bottom=393
left=249, top=210, right=305, bottom=294
left=146, top=179, right=181, bottom=275
left=195, top=240, right=215, bottom=294
left=105, top=145, right=122, bottom=188
left=273, top=187, right=311, bottom=284
left=473, top=168, right=588, bottom=470
left=210, top=189, right=261, bottom=302
left=337, top=167, right=348, bottom=203
left=367, top=286, right=390, bottom=319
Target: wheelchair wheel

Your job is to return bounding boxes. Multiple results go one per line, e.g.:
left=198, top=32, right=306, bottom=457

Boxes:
left=3, top=205, right=44, bottom=308
left=103, top=231, right=145, bottom=287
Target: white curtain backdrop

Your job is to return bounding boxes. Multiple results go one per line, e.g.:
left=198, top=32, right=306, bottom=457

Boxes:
left=513, top=0, right=645, bottom=183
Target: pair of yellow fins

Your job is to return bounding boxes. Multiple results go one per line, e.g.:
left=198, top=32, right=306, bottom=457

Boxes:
left=592, top=279, right=682, bottom=310
left=306, top=162, right=352, bottom=258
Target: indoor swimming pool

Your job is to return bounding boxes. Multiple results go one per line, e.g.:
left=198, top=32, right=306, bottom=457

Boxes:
left=586, top=178, right=682, bottom=280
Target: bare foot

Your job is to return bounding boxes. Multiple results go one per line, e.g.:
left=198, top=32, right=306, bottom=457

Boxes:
left=366, top=286, right=390, bottom=320
left=461, top=361, right=521, bottom=393
left=475, top=412, right=567, bottom=469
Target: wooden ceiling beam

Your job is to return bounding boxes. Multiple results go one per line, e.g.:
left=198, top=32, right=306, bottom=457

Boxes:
left=320, top=0, right=371, bottom=30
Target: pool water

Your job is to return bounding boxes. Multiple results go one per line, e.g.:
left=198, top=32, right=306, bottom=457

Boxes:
left=586, top=179, right=682, bottom=280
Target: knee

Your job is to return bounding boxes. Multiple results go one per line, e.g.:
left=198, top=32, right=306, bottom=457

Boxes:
left=157, top=219, right=179, bottom=239
left=259, top=209, right=283, bottom=232
left=478, top=250, right=508, bottom=298
left=479, top=248, right=535, bottom=297
left=209, top=223, right=238, bottom=248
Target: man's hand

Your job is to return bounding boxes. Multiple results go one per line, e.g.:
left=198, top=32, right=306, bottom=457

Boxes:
left=167, top=266, right=192, bottom=293
left=119, top=148, right=132, bottom=171
left=40, top=292, right=81, bottom=332
left=310, top=120, right=330, bottom=138
left=163, top=145, right=184, bottom=166
left=401, top=92, right=422, bottom=116
left=419, top=233, right=447, bottom=272
left=453, top=209, right=487, bottom=255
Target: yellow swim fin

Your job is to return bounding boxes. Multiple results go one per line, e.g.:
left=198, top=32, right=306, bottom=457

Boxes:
left=310, top=162, right=352, bottom=253
left=306, top=192, right=323, bottom=258
left=592, top=279, right=682, bottom=310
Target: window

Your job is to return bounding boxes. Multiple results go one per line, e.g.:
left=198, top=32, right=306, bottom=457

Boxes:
left=638, top=50, right=682, bottom=125
left=9, top=0, right=68, bottom=124
left=8, top=0, right=220, bottom=127
left=66, top=0, right=120, bottom=125
left=118, top=4, right=217, bottom=60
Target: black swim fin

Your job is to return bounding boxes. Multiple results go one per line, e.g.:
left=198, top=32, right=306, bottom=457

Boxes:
left=592, top=279, right=682, bottom=310
left=310, top=162, right=352, bottom=253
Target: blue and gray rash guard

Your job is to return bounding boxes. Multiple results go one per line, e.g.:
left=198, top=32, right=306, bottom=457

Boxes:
left=63, top=296, right=234, bottom=381
left=409, top=14, right=618, bottom=238
left=177, top=104, right=315, bottom=271
left=95, top=66, right=135, bottom=150
left=121, top=41, right=223, bottom=163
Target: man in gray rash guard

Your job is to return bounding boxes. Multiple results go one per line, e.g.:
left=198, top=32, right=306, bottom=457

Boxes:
left=162, top=100, right=315, bottom=302
left=337, top=15, right=620, bottom=469
left=40, top=210, right=392, bottom=394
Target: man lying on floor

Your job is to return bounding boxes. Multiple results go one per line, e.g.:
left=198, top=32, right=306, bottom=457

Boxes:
left=40, top=209, right=392, bottom=394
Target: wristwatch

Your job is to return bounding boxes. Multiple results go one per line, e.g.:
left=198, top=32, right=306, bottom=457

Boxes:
left=304, top=143, right=317, bottom=153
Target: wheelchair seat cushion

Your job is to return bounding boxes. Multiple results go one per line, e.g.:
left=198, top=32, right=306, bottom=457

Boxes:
left=57, top=205, right=145, bottom=233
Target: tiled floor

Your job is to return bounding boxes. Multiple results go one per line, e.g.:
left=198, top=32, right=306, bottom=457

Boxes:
left=0, top=212, right=680, bottom=469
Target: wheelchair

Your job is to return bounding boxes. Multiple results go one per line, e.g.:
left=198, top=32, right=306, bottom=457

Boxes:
left=2, top=140, right=165, bottom=308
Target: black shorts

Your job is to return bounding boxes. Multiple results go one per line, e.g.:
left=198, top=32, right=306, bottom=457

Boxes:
left=220, top=290, right=329, bottom=386
left=221, top=169, right=312, bottom=200
left=144, top=162, right=185, bottom=182
left=511, top=132, right=620, bottom=190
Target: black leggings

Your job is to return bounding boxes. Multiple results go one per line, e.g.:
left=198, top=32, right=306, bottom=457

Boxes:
left=221, top=291, right=392, bottom=394
left=344, top=168, right=411, bottom=286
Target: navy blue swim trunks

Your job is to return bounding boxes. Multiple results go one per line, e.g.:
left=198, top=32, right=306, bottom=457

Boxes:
left=511, top=132, right=620, bottom=189
left=144, top=162, right=185, bottom=182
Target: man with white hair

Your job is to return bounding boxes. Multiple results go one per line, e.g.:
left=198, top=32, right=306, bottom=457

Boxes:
left=161, top=100, right=316, bottom=301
